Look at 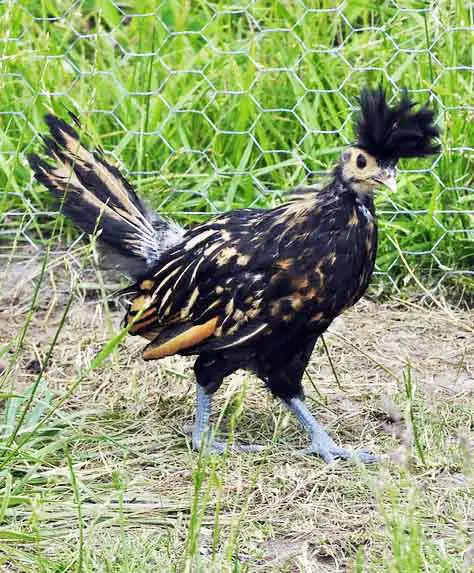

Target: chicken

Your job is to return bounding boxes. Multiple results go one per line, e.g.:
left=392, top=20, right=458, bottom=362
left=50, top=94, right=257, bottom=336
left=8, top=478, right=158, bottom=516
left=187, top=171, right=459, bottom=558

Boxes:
left=28, top=88, right=440, bottom=463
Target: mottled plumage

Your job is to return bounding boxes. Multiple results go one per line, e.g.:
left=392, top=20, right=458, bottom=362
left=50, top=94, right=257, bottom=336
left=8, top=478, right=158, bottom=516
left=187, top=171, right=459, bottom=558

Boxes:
left=29, top=88, right=439, bottom=462
left=125, top=187, right=377, bottom=397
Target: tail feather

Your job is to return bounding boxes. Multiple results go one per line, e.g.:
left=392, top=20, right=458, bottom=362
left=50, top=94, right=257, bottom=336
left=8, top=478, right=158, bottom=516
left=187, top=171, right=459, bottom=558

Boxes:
left=28, top=114, right=183, bottom=279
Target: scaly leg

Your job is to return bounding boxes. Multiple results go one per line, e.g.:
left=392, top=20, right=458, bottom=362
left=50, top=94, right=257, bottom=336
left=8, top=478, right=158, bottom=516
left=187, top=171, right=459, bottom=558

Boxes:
left=286, top=397, right=378, bottom=464
left=191, top=385, right=264, bottom=454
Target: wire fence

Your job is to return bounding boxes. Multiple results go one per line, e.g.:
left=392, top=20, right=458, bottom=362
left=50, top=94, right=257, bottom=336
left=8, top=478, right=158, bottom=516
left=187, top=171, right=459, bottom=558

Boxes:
left=0, top=0, right=473, bottom=295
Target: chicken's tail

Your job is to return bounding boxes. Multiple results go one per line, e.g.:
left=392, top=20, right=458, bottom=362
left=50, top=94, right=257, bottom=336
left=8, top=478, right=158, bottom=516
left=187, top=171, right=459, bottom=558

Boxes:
left=28, top=114, right=183, bottom=279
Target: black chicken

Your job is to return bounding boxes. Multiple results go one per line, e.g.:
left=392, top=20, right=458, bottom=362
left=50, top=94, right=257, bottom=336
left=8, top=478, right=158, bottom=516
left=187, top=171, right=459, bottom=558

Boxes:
left=28, top=88, right=439, bottom=463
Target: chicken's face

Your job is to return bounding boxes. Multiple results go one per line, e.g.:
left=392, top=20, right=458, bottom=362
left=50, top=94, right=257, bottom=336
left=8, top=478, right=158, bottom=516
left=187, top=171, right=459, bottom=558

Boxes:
left=340, top=147, right=397, bottom=194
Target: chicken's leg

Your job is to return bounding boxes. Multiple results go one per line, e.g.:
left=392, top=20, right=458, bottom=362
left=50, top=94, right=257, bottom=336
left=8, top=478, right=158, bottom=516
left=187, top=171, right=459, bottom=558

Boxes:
left=192, top=384, right=224, bottom=453
left=286, top=397, right=378, bottom=464
left=191, top=385, right=264, bottom=453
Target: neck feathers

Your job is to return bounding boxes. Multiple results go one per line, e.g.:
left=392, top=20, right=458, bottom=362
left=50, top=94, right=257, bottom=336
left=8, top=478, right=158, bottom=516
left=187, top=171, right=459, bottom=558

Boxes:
left=332, top=166, right=376, bottom=214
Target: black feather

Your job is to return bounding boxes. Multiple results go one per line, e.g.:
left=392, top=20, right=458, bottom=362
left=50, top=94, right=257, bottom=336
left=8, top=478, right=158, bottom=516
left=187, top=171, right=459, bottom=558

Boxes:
left=355, top=88, right=440, bottom=161
left=28, top=114, right=184, bottom=280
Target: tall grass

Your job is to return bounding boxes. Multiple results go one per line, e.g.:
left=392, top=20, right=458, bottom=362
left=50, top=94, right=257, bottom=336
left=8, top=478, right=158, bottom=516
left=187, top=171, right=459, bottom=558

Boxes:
left=0, top=0, right=472, bottom=291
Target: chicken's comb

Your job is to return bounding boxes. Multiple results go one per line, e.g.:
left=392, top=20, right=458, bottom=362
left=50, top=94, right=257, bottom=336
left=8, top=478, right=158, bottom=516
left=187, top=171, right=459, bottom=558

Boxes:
left=355, top=87, right=440, bottom=161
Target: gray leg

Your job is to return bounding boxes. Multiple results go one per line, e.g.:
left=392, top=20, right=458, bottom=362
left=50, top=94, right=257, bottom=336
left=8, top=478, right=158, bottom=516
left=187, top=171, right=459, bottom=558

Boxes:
left=287, top=398, right=378, bottom=464
left=192, top=385, right=225, bottom=453
left=191, top=385, right=264, bottom=454
left=192, top=384, right=264, bottom=454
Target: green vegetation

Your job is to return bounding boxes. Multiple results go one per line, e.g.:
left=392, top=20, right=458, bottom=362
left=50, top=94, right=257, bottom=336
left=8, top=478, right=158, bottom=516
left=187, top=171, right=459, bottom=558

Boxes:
left=0, top=0, right=473, bottom=290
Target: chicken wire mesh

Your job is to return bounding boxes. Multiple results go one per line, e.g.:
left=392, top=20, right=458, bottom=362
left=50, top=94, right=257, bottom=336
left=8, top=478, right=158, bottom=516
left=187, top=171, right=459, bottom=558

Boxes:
left=0, top=0, right=473, bottom=295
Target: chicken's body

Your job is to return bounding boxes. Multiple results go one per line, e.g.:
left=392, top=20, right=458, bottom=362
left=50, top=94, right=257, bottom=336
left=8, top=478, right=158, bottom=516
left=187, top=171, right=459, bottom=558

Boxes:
left=29, top=88, right=439, bottom=462
left=127, top=181, right=376, bottom=392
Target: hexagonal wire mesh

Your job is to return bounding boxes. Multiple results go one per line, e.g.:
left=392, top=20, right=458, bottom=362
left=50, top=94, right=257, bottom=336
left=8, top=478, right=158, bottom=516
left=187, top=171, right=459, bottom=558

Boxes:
left=0, top=1, right=473, bottom=295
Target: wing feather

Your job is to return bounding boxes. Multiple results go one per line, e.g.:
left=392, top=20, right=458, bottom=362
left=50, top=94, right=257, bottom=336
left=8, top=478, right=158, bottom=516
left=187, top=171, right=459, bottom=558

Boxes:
left=142, top=317, right=219, bottom=360
left=125, top=201, right=322, bottom=359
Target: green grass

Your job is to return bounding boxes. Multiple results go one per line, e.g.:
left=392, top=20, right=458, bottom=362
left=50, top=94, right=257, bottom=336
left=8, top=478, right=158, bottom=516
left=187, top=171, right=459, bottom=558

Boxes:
left=0, top=0, right=473, bottom=291
left=1, top=1, right=474, bottom=571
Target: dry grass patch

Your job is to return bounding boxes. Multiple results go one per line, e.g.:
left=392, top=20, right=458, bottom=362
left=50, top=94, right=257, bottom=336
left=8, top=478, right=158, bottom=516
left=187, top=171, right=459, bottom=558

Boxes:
left=0, top=255, right=473, bottom=571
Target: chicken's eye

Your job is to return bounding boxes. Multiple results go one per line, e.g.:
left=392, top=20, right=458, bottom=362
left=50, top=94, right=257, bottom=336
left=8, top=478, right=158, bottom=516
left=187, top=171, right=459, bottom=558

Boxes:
left=356, top=154, right=367, bottom=169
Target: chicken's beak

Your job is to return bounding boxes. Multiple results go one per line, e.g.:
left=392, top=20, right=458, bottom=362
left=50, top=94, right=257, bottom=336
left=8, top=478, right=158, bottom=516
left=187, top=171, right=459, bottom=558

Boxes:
left=372, top=167, right=397, bottom=192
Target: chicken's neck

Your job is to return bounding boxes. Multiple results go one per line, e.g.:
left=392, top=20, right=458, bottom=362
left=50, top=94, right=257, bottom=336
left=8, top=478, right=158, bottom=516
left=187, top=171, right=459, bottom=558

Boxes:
left=332, top=169, right=376, bottom=218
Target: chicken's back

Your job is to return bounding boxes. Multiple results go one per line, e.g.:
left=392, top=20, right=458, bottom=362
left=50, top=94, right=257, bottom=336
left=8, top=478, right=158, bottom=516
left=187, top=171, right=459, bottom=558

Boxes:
left=124, top=182, right=377, bottom=364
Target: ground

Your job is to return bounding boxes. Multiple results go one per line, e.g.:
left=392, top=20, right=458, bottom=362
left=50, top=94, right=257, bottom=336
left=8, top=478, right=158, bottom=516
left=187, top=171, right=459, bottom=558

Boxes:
left=0, top=253, right=473, bottom=572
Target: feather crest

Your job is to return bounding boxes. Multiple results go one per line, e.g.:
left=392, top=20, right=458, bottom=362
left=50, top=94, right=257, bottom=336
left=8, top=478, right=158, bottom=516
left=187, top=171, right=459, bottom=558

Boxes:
left=355, top=88, right=440, bottom=161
